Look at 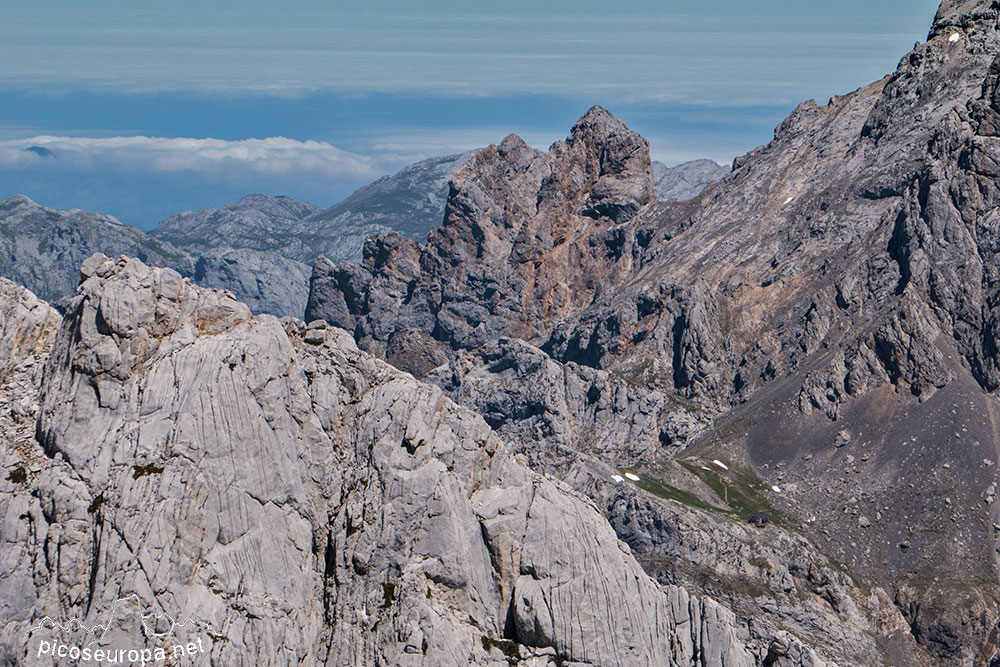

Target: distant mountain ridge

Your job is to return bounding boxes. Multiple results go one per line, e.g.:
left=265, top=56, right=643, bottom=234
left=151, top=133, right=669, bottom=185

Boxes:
left=0, top=149, right=727, bottom=319
left=652, top=158, right=729, bottom=199
left=0, top=195, right=188, bottom=302
left=151, top=153, right=473, bottom=264
left=0, top=195, right=311, bottom=317
left=151, top=194, right=323, bottom=254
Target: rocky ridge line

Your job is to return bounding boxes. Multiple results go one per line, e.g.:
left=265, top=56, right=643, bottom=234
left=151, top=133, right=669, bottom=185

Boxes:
left=0, top=259, right=830, bottom=666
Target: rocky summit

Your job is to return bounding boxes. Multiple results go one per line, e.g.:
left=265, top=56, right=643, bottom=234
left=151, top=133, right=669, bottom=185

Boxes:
left=5, top=1, right=1000, bottom=666
left=303, top=1, right=1000, bottom=664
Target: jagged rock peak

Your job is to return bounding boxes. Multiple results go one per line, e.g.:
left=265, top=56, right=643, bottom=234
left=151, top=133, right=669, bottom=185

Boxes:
left=565, top=106, right=655, bottom=222
left=0, top=194, right=37, bottom=209
left=303, top=106, right=662, bottom=373
left=930, top=0, right=1000, bottom=36
left=568, top=105, right=653, bottom=174
left=571, top=104, right=623, bottom=133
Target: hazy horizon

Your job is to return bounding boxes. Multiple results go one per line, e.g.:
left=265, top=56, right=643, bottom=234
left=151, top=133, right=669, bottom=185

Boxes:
left=1, top=0, right=942, bottom=227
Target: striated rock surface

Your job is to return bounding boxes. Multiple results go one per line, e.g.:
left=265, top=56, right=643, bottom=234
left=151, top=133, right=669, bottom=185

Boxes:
left=0, top=258, right=827, bottom=666
left=0, top=278, right=64, bottom=665
left=306, top=2, right=1000, bottom=663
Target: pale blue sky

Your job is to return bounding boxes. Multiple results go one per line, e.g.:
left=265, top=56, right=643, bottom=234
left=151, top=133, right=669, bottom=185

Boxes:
left=0, top=0, right=944, bottom=226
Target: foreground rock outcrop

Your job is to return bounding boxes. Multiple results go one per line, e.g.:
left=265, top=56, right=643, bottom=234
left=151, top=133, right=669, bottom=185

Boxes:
left=0, top=261, right=834, bottom=665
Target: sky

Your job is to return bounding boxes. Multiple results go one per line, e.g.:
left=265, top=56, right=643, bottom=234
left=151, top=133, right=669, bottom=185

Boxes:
left=0, top=0, right=943, bottom=228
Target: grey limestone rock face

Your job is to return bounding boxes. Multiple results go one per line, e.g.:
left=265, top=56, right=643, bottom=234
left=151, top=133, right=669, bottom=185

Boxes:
left=190, top=246, right=311, bottom=319
left=424, top=336, right=709, bottom=474
left=0, top=278, right=61, bottom=381
left=151, top=194, right=322, bottom=254
left=0, top=278, right=65, bottom=665
left=1, top=257, right=810, bottom=666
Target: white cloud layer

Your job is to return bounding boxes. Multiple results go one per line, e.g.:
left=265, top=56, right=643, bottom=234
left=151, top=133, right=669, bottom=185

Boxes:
left=0, top=135, right=379, bottom=182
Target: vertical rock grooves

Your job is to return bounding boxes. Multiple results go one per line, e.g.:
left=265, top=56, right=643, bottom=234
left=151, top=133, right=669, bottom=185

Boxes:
left=0, top=260, right=812, bottom=665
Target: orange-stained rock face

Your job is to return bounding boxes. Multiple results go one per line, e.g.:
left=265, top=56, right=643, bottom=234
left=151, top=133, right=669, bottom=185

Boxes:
left=309, top=106, right=658, bottom=373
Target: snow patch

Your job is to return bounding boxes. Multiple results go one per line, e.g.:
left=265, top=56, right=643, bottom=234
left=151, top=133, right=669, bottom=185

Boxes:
left=949, top=32, right=961, bottom=43
left=772, top=485, right=782, bottom=493
left=783, top=196, right=795, bottom=205
left=611, top=474, right=624, bottom=483
left=624, top=472, right=640, bottom=482
left=712, top=459, right=729, bottom=471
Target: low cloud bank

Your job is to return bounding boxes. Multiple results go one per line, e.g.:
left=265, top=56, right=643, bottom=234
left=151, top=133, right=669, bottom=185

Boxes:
left=0, top=135, right=379, bottom=182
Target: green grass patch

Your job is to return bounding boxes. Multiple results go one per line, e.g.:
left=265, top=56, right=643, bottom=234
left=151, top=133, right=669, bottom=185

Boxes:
left=611, top=357, right=675, bottom=394
left=629, top=473, right=719, bottom=512
left=661, top=387, right=707, bottom=414
left=6, top=466, right=27, bottom=484
left=681, top=560, right=774, bottom=599
left=677, top=459, right=792, bottom=527
left=684, top=409, right=756, bottom=455
left=613, top=358, right=657, bottom=387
